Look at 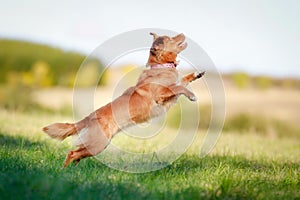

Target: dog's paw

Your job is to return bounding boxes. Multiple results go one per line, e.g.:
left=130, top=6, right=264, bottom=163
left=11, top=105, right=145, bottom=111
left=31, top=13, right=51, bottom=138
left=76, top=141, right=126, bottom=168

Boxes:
left=194, top=71, right=206, bottom=79
left=189, top=95, right=198, bottom=102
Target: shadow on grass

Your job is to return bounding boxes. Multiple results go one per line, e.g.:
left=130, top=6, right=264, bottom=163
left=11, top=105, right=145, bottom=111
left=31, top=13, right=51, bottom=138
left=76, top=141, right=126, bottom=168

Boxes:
left=0, top=133, right=299, bottom=200
left=0, top=133, right=145, bottom=199
left=0, top=133, right=42, bottom=150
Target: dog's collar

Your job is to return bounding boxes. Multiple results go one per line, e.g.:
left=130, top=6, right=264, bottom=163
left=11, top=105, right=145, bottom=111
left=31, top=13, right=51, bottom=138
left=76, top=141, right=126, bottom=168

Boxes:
left=150, top=63, right=176, bottom=69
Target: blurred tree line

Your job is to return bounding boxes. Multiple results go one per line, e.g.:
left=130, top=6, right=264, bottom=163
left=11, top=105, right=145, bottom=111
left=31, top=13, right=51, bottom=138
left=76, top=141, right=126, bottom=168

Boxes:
left=0, top=39, right=106, bottom=87
left=0, top=39, right=107, bottom=112
left=226, top=72, right=300, bottom=90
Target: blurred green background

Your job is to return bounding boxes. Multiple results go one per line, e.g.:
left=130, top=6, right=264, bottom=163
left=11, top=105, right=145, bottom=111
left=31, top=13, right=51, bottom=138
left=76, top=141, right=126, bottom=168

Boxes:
left=0, top=38, right=299, bottom=138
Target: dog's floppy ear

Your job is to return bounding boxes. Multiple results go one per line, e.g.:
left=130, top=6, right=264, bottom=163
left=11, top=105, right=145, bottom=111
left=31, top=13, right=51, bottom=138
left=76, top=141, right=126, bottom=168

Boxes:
left=150, top=32, right=158, bottom=40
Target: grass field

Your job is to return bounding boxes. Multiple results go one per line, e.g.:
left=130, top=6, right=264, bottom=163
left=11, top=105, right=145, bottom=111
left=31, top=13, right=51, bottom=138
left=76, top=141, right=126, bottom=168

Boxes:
left=0, top=109, right=299, bottom=200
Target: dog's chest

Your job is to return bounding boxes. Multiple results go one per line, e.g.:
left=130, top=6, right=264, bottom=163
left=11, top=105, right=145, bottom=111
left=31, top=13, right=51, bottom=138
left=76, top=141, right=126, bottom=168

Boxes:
left=137, top=68, right=180, bottom=119
left=138, top=69, right=179, bottom=86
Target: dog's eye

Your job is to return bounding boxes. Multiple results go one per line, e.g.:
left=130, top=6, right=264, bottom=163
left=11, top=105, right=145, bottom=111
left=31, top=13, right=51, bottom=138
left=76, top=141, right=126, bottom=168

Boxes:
left=154, top=37, right=164, bottom=46
left=150, top=48, right=156, bottom=55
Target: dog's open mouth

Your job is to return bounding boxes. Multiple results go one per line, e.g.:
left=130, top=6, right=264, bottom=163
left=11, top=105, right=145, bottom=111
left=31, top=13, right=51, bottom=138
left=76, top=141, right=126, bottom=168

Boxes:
left=178, top=41, right=187, bottom=48
left=177, top=40, right=187, bottom=51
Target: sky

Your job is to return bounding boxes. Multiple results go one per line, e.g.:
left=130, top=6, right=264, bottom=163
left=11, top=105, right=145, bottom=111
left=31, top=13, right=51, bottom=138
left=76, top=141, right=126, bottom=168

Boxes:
left=1, top=0, right=300, bottom=77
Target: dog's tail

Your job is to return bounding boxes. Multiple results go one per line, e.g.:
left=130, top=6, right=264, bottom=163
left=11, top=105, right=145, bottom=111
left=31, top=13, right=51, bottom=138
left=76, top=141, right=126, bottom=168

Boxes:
left=43, top=123, right=78, bottom=140
left=43, top=117, right=89, bottom=140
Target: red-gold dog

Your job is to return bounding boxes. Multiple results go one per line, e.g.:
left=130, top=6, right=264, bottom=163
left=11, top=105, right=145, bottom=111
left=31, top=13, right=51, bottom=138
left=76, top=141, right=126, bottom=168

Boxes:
left=43, top=32, right=205, bottom=167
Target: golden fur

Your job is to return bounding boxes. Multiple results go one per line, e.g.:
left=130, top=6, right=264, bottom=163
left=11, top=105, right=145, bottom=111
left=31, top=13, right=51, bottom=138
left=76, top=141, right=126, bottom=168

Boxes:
left=43, top=32, right=205, bottom=167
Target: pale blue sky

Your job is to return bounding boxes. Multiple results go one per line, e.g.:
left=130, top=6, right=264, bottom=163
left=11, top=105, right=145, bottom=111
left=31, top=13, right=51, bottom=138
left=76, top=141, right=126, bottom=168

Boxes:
left=1, top=0, right=299, bottom=77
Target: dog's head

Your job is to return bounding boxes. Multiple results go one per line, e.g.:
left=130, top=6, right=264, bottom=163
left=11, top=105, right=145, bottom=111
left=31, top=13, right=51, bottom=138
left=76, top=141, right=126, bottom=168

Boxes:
left=147, top=32, right=187, bottom=67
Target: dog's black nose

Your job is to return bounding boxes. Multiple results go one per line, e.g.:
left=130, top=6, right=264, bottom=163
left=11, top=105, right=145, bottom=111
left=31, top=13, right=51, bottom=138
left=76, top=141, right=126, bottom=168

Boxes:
left=196, top=71, right=206, bottom=78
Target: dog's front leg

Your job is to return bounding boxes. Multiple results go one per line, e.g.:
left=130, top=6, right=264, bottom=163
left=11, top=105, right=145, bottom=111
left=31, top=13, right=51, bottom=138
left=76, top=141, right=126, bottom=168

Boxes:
left=155, top=85, right=197, bottom=104
left=181, top=71, right=205, bottom=86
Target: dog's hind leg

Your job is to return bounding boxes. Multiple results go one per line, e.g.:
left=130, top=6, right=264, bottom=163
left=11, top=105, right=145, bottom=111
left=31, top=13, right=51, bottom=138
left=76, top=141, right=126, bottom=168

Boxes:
left=64, top=147, right=93, bottom=167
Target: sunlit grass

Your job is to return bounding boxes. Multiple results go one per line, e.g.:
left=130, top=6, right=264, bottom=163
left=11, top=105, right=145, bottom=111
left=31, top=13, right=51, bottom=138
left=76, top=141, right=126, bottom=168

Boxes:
left=0, top=109, right=299, bottom=199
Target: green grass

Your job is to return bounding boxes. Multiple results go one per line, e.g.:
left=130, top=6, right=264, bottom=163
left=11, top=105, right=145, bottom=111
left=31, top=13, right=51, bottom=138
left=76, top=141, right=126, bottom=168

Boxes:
left=0, top=110, right=299, bottom=200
